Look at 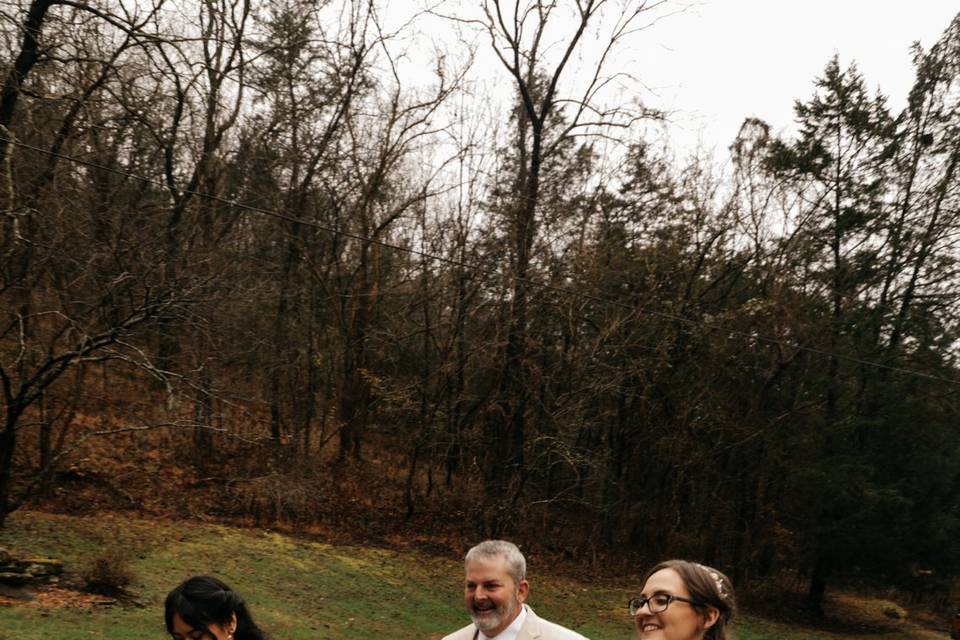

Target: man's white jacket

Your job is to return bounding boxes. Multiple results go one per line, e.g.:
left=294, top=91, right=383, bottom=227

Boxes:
left=442, top=604, right=588, bottom=640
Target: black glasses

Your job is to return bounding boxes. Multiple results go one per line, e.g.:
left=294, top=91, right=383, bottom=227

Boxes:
left=629, top=593, right=702, bottom=615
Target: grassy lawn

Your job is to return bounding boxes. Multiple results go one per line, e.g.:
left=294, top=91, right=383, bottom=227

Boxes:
left=0, top=511, right=945, bottom=639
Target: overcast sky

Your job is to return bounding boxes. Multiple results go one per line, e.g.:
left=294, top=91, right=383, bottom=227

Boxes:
left=637, top=1, right=959, bottom=154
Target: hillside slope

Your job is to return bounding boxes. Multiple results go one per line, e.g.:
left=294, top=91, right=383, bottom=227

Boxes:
left=0, top=511, right=946, bottom=640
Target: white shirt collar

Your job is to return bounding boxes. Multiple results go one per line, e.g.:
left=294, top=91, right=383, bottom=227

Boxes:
left=478, top=604, right=527, bottom=640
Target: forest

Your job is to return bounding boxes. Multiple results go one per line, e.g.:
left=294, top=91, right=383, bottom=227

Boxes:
left=1, top=0, right=959, bottom=616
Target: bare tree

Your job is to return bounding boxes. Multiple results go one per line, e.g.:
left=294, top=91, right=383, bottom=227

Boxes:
left=452, top=0, right=667, bottom=524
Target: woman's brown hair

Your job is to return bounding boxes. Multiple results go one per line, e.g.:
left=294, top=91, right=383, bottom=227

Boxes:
left=640, top=559, right=736, bottom=640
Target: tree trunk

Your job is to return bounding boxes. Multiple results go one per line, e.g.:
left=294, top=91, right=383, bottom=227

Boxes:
left=0, top=402, right=25, bottom=528
left=808, top=553, right=828, bottom=615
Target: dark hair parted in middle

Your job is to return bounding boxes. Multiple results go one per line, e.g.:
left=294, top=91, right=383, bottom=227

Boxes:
left=164, top=575, right=267, bottom=640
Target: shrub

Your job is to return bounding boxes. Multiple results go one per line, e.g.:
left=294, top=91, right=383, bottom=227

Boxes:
left=81, top=552, right=133, bottom=596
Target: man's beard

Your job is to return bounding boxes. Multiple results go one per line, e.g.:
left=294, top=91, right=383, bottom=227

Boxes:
left=470, top=597, right=517, bottom=632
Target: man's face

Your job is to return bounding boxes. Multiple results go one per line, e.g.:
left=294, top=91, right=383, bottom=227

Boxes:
left=464, top=555, right=528, bottom=636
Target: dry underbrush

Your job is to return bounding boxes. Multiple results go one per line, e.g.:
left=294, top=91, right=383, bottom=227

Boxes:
left=11, top=376, right=956, bottom=638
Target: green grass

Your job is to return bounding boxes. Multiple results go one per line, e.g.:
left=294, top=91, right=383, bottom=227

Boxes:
left=0, top=511, right=943, bottom=639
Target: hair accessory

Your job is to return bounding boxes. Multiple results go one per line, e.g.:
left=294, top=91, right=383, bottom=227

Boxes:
left=696, top=563, right=725, bottom=596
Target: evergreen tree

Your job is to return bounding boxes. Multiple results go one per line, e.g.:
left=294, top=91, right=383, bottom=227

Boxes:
left=767, top=55, right=899, bottom=611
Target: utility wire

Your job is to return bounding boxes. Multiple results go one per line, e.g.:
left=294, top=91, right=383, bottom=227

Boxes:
left=3, top=135, right=959, bottom=387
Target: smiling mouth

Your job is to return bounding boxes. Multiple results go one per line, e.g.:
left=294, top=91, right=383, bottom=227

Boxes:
left=641, top=623, right=662, bottom=632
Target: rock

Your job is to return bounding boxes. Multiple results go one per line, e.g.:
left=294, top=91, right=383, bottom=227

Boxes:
left=0, top=549, right=20, bottom=572
left=0, top=583, right=34, bottom=600
left=0, top=551, right=65, bottom=591
left=24, top=558, right=64, bottom=577
left=0, top=571, right=36, bottom=588
left=882, top=605, right=903, bottom=619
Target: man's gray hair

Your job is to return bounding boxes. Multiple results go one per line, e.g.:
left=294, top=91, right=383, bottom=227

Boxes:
left=465, top=540, right=527, bottom=585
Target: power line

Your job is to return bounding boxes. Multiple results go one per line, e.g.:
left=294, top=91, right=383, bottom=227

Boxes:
left=3, top=134, right=959, bottom=387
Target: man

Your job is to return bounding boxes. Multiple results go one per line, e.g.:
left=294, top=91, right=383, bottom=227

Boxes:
left=443, top=540, right=588, bottom=640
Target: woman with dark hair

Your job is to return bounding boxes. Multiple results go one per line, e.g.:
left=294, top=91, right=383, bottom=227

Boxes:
left=629, top=559, right=736, bottom=640
left=165, top=575, right=267, bottom=640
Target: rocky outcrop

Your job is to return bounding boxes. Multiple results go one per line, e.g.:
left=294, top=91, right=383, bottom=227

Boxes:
left=0, top=546, right=63, bottom=598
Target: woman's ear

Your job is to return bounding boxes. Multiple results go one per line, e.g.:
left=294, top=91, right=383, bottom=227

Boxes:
left=702, top=607, right=720, bottom=629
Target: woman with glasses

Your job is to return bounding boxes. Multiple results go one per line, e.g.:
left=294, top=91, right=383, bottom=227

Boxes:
left=165, top=575, right=267, bottom=640
left=628, top=560, right=735, bottom=640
